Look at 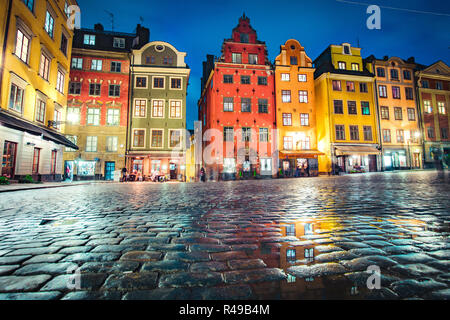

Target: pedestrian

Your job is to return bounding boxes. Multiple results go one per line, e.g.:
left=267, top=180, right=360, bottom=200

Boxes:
left=295, top=166, right=300, bottom=177
left=121, top=167, right=127, bottom=182
left=306, top=163, right=310, bottom=177
left=200, top=167, right=206, bottom=182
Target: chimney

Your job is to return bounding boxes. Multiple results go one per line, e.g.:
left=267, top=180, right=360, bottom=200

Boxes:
left=135, top=24, right=150, bottom=48
left=407, top=57, right=415, bottom=64
left=94, top=23, right=104, bottom=31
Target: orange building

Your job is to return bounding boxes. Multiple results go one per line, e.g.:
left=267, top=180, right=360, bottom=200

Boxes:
left=274, top=39, right=322, bottom=176
left=365, top=56, right=422, bottom=170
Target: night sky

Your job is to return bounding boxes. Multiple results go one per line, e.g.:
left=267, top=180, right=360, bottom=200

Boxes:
left=77, top=0, right=450, bottom=129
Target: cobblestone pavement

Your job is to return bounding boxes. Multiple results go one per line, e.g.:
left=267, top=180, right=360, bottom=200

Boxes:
left=0, top=171, right=449, bottom=300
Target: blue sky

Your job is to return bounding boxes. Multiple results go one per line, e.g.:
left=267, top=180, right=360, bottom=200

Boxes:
left=77, top=0, right=450, bottom=129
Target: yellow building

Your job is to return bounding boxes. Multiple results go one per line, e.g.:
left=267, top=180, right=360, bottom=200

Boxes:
left=274, top=39, right=323, bottom=177
left=314, top=43, right=380, bottom=174
left=365, top=56, right=422, bottom=170
left=0, top=0, right=78, bottom=181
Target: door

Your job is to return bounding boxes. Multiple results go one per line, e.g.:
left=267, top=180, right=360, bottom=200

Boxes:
left=105, top=161, right=115, bottom=181
left=2, top=141, right=17, bottom=179
left=169, top=163, right=177, bottom=180
left=64, top=161, right=74, bottom=181
left=368, top=155, right=377, bottom=172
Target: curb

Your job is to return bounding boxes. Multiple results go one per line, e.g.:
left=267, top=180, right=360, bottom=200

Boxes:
left=0, top=181, right=108, bottom=193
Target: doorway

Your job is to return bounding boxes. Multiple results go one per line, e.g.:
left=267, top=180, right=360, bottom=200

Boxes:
left=105, top=161, right=115, bottom=181
left=170, top=162, right=177, bottom=180
left=2, top=141, right=17, bottom=179
left=368, top=155, right=377, bottom=172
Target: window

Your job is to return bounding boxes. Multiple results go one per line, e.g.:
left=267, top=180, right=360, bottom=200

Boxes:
left=407, top=108, right=416, bottom=121
left=427, top=127, right=434, bottom=139
left=133, top=130, right=145, bottom=147
left=113, top=37, right=125, bottom=48
left=152, top=100, right=164, bottom=118
left=282, top=90, right=291, bottom=103
left=153, top=77, right=164, bottom=88
left=223, top=75, right=233, bottom=84
left=65, top=135, right=77, bottom=152
left=44, top=11, right=54, bottom=38
left=338, top=61, right=346, bottom=70
left=351, top=63, right=359, bottom=71
left=298, top=90, right=308, bottom=103
left=396, top=129, right=404, bottom=143
left=163, top=56, right=173, bottom=65
left=69, top=82, right=81, bottom=95
left=283, top=136, right=293, bottom=150
left=348, top=101, right=357, bottom=114
left=334, top=100, right=343, bottom=114
left=258, top=76, right=267, bottom=85
left=171, top=78, right=182, bottom=89
left=241, top=76, right=250, bottom=84
left=421, top=80, right=429, bottom=88
left=170, top=100, right=182, bottom=118
left=232, top=53, right=242, bottom=63
left=87, top=108, right=100, bottom=125
left=424, top=100, right=432, bottom=113
left=390, top=69, right=399, bottom=80
left=35, top=99, right=45, bottom=123
left=359, top=82, right=368, bottom=93
left=299, top=136, right=310, bottom=150
left=282, top=113, right=292, bottom=126
left=56, top=70, right=65, bottom=93
left=110, top=61, right=121, bottom=73
left=86, top=136, right=97, bottom=152
left=332, top=80, right=342, bottom=91
left=298, top=74, right=307, bottom=82
left=349, top=125, right=359, bottom=140
left=361, top=101, right=370, bottom=115
left=169, top=130, right=181, bottom=148
left=346, top=81, right=355, bottom=92
left=363, top=126, right=372, bottom=141
left=405, top=87, right=414, bottom=100
left=108, top=84, right=120, bottom=97
left=335, top=125, right=345, bottom=140
left=223, top=97, right=233, bottom=112
left=136, top=77, right=147, bottom=88
left=15, top=29, right=30, bottom=63
left=286, top=224, right=295, bottom=236
left=241, top=98, right=251, bottom=112
left=248, top=54, right=258, bottom=64
left=39, top=53, right=50, bottom=80
left=258, top=99, right=268, bottom=113
left=84, top=34, right=95, bottom=45
left=151, top=130, right=163, bottom=148
left=441, top=128, right=448, bottom=140
left=392, top=86, right=401, bottom=99
left=91, top=59, right=103, bottom=71
left=89, top=83, right=101, bottom=96
left=23, top=0, right=34, bottom=11
left=380, top=106, right=389, bottom=119
left=106, top=136, right=118, bottom=152
left=286, top=249, right=296, bottom=263
left=224, top=127, right=234, bottom=142
left=146, top=56, right=155, bottom=64
left=305, top=248, right=314, bottom=262
left=376, top=67, right=385, bottom=77
left=134, top=99, right=146, bottom=117
left=403, top=70, right=411, bottom=80
left=259, top=128, right=269, bottom=142
left=438, top=102, right=446, bottom=114
left=379, top=85, right=387, bottom=98
left=281, top=73, right=290, bottom=81
left=71, top=57, right=83, bottom=69
left=382, top=129, right=391, bottom=143
left=106, top=109, right=120, bottom=126
left=394, top=107, right=403, bottom=120
left=290, top=56, right=298, bottom=65
left=300, top=113, right=309, bottom=126
left=436, top=81, right=443, bottom=90
left=32, top=148, right=40, bottom=173
left=53, top=108, right=61, bottom=129
left=66, top=107, right=80, bottom=124
left=343, top=45, right=351, bottom=54
left=242, top=128, right=251, bottom=142
left=60, top=33, right=68, bottom=55
left=240, top=33, right=249, bottom=43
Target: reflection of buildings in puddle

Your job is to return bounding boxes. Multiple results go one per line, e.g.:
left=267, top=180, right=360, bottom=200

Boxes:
left=387, top=218, right=427, bottom=237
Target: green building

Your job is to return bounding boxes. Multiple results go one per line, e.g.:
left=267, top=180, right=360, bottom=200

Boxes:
left=127, top=41, right=190, bottom=180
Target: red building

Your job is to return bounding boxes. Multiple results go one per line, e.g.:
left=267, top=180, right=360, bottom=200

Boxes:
left=198, top=14, right=277, bottom=180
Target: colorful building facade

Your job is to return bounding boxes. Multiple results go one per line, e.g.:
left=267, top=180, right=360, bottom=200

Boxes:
left=274, top=39, right=322, bottom=177
left=63, top=24, right=148, bottom=180
left=314, top=43, right=380, bottom=174
left=415, top=61, right=450, bottom=168
left=365, top=56, right=422, bottom=170
left=0, top=0, right=78, bottom=181
left=198, top=14, right=277, bottom=180
left=127, top=40, right=190, bottom=180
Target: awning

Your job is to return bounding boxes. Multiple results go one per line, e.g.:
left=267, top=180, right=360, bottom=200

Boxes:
left=280, top=150, right=325, bottom=159
left=0, top=110, right=78, bottom=150
left=335, top=145, right=380, bottom=156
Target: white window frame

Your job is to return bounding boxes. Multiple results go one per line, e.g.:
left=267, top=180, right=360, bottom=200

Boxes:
left=168, top=129, right=182, bottom=149
left=106, top=136, right=118, bottom=152
left=152, top=76, right=165, bottom=89
left=106, top=108, right=120, bottom=126
left=133, top=98, right=147, bottom=118
left=132, top=128, right=146, bottom=148
left=113, top=37, right=125, bottom=48
left=298, top=74, right=307, bottom=82
left=281, top=73, right=290, bottom=81
left=91, top=59, right=103, bottom=71
left=150, top=128, right=164, bottom=149
left=87, top=107, right=100, bottom=125
left=170, top=77, right=183, bottom=90
left=86, top=136, right=98, bottom=152
left=84, top=34, right=96, bottom=45
left=135, top=76, right=148, bottom=89
left=169, top=99, right=182, bottom=119
left=151, top=99, right=165, bottom=118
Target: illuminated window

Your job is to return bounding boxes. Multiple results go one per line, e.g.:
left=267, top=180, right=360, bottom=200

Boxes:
left=170, top=100, right=182, bottom=118
left=282, top=90, right=291, bottom=103
left=282, top=113, right=292, bottom=126
left=298, top=90, right=308, bottom=103
left=134, top=99, right=146, bottom=117
left=152, top=100, right=164, bottom=118
left=283, top=136, right=293, bottom=150
left=332, top=80, right=341, bottom=91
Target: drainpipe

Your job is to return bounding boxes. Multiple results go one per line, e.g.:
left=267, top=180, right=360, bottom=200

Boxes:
left=125, top=52, right=133, bottom=171
left=371, top=61, right=383, bottom=171
left=0, top=0, right=13, bottom=105
left=414, top=72, right=426, bottom=168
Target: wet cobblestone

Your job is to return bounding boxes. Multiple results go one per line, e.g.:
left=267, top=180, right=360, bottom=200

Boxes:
left=0, top=171, right=449, bottom=299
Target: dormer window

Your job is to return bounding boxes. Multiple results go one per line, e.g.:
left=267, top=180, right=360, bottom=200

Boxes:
left=290, top=56, right=298, bottom=65
left=240, top=33, right=249, bottom=43
left=343, top=45, right=351, bottom=55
